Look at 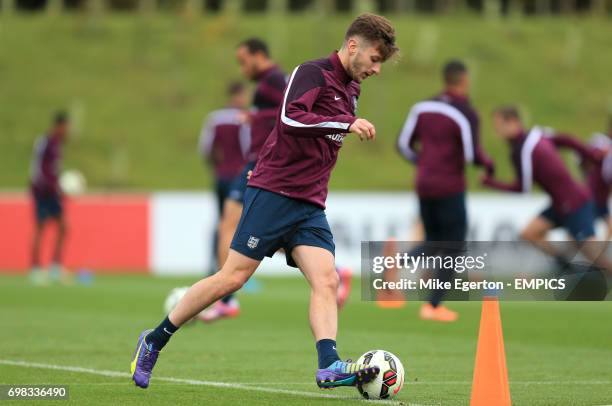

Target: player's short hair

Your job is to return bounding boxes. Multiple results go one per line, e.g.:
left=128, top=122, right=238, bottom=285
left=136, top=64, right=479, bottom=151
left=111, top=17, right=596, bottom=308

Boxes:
left=493, top=105, right=522, bottom=122
left=344, top=13, right=398, bottom=61
left=54, top=111, right=69, bottom=125
left=443, top=60, right=468, bottom=86
left=238, top=38, right=269, bottom=57
left=227, top=81, right=245, bottom=96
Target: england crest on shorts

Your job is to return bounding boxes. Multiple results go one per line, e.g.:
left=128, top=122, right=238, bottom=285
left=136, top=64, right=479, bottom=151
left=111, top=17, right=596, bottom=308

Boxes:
left=247, top=236, right=260, bottom=249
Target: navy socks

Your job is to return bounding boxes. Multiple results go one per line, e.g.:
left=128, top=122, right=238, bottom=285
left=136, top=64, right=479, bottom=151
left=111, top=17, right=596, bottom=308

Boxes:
left=316, top=339, right=341, bottom=369
left=146, top=316, right=178, bottom=351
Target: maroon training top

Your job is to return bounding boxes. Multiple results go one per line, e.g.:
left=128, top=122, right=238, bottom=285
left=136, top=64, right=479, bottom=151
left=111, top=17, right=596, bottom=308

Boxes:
left=30, top=134, right=62, bottom=197
left=249, top=51, right=359, bottom=208
left=584, top=133, right=612, bottom=207
left=397, top=92, right=493, bottom=199
left=549, top=133, right=608, bottom=206
left=199, top=108, right=249, bottom=180
left=248, top=65, right=287, bottom=162
left=484, top=128, right=591, bottom=215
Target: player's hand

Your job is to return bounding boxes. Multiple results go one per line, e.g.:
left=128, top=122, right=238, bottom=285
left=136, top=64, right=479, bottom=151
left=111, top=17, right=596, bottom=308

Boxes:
left=485, top=161, right=495, bottom=176
left=349, top=118, right=376, bottom=141
left=590, top=148, right=605, bottom=163
left=480, top=174, right=493, bottom=187
left=247, top=170, right=253, bottom=180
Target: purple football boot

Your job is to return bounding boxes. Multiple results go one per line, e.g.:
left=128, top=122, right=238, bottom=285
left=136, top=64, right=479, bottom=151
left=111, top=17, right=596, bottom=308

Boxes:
left=130, top=329, right=160, bottom=388
left=316, top=360, right=380, bottom=388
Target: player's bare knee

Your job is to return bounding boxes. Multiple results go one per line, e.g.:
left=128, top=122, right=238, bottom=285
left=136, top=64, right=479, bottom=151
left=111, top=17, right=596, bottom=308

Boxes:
left=218, top=266, right=249, bottom=292
left=313, top=268, right=339, bottom=293
left=227, top=271, right=249, bottom=292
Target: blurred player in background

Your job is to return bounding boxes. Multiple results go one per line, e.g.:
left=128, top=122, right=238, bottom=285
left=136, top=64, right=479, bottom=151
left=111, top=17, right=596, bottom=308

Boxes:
left=199, top=81, right=250, bottom=218
left=132, top=13, right=398, bottom=390
left=540, top=125, right=612, bottom=239
left=397, top=60, right=494, bottom=322
left=583, top=120, right=612, bottom=239
left=29, top=112, right=70, bottom=285
left=198, top=81, right=250, bottom=276
left=205, top=38, right=287, bottom=321
left=483, top=106, right=612, bottom=275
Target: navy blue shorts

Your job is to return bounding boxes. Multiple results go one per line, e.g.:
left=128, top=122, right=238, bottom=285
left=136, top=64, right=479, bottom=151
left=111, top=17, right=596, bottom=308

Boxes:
left=227, top=161, right=257, bottom=203
left=215, top=175, right=247, bottom=215
left=230, top=187, right=335, bottom=268
left=595, top=203, right=609, bottom=219
left=540, top=201, right=596, bottom=241
left=33, top=193, right=63, bottom=223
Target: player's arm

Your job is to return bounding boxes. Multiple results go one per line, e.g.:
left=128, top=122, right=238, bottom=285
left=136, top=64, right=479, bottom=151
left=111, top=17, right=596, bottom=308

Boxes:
left=238, top=122, right=251, bottom=160
left=550, top=133, right=603, bottom=164
left=43, top=145, right=62, bottom=196
left=481, top=156, right=521, bottom=193
left=601, top=152, right=612, bottom=184
left=481, top=175, right=522, bottom=192
left=396, top=109, right=419, bottom=162
left=466, top=111, right=495, bottom=175
left=198, top=114, right=215, bottom=160
left=281, top=64, right=359, bottom=138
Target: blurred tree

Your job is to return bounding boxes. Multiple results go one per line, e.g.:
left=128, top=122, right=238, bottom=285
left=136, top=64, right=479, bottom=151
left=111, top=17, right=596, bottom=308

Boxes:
left=288, top=0, right=312, bottom=10
left=15, top=0, right=46, bottom=10
left=558, top=0, right=577, bottom=13
left=269, top=0, right=287, bottom=12
left=46, top=0, right=62, bottom=13
left=335, top=0, right=352, bottom=12
left=205, top=0, right=222, bottom=11
left=244, top=0, right=267, bottom=11
left=63, top=0, right=87, bottom=10
left=138, top=0, right=156, bottom=12
left=107, top=0, right=138, bottom=10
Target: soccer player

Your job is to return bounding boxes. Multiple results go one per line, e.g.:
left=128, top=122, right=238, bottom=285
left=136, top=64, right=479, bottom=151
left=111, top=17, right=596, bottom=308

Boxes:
left=206, top=38, right=287, bottom=320
left=198, top=81, right=250, bottom=283
left=29, top=112, right=70, bottom=285
left=543, top=129, right=611, bottom=239
left=131, top=13, right=398, bottom=389
left=396, top=60, right=494, bottom=322
left=482, top=106, right=612, bottom=274
left=199, top=81, right=250, bottom=216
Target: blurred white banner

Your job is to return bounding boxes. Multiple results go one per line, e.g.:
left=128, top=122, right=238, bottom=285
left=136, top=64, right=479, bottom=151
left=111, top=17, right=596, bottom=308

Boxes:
left=150, top=192, right=606, bottom=276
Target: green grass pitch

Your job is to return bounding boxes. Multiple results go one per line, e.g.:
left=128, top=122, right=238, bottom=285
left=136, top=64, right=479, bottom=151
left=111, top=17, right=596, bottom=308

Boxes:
left=0, top=275, right=610, bottom=405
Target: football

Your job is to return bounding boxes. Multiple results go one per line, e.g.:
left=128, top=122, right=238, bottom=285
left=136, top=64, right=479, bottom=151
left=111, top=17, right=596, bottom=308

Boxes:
left=59, top=169, right=86, bottom=195
left=356, top=350, right=405, bottom=399
left=163, top=287, right=189, bottom=315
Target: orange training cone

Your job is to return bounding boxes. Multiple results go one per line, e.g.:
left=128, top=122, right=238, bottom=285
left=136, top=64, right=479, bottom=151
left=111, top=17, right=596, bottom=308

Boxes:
left=470, top=297, right=511, bottom=406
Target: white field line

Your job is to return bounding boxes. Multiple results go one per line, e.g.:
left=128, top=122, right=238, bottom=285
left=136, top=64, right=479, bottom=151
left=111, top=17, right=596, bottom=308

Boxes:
left=0, top=359, right=408, bottom=405
left=244, top=380, right=612, bottom=386
left=2, top=359, right=608, bottom=405
left=53, top=381, right=612, bottom=387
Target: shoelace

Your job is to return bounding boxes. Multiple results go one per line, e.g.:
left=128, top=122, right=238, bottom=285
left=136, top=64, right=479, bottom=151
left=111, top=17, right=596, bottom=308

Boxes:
left=141, top=349, right=159, bottom=375
left=337, top=360, right=366, bottom=374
